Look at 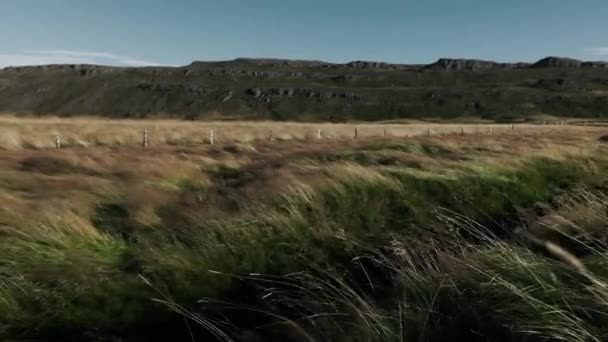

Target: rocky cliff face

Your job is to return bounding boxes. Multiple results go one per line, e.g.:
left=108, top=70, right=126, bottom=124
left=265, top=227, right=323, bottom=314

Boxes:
left=245, top=87, right=361, bottom=101
left=3, top=64, right=125, bottom=75
left=532, top=57, right=608, bottom=69
left=424, top=58, right=523, bottom=71
left=532, top=57, right=582, bottom=68
left=4, top=56, right=604, bottom=74
left=423, top=57, right=608, bottom=71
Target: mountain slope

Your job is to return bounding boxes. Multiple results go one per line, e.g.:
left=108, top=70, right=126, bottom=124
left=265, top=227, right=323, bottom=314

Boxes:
left=1, top=56, right=608, bottom=121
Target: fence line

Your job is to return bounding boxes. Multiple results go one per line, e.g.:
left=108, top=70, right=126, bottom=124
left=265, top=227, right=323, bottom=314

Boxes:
left=41, top=123, right=592, bottom=150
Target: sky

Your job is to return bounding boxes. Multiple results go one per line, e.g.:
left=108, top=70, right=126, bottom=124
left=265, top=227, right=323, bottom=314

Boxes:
left=0, top=0, right=607, bottom=67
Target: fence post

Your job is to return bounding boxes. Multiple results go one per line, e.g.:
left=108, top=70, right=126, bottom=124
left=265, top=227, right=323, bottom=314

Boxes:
left=143, top=129, right=149, bottom=148
left=209, top=129, right=215, bottom=145
left=354, top=127, right=358, bottom=139
left=55, top=135, right=61, bottom=149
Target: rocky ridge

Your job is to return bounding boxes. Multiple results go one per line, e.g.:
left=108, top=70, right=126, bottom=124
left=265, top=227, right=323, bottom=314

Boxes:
left=1, top=56, right=608, bottom=120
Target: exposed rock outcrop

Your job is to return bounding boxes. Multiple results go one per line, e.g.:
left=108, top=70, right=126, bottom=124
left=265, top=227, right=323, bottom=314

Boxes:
left=3, top=64, right=123, bottom=75
left=344, top=61, right=405, bottom=70
left=136, top=82, right=206, bottom=96
left=532, top=57, right=582, bottom=68
left=424, top=58, right=529, bottom=71
left=245, top=87, right=361, bottom=101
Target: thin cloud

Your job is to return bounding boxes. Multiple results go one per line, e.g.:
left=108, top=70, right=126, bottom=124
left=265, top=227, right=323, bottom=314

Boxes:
left=25, top=50, right=129, bottom=60
left=0, top=49, right=170, bottom=68
left=0, top=53, right=93, bottom=67
left=589, top=47, right=608, bottom=56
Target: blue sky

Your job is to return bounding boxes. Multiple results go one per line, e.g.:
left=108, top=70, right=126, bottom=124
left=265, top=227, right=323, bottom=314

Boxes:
left=0, top=0, right=607, bottom=67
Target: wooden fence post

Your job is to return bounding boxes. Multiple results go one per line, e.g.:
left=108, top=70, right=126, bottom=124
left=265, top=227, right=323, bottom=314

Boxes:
left=354, top=127, right=358, bottom=139
left=143, top=129, right=149, bottom=148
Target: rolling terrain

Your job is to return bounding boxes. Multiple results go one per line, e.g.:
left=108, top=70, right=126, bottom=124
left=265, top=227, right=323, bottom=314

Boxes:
left=3, top=56, right=608, bottom=341
left=1, top=56, right=608, bottom=121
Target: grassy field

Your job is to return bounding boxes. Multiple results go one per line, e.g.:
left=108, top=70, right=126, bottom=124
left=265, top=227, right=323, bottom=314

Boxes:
left=0, top=116, right=603, bottom=150
left=1, top=118, right=608, bottom=341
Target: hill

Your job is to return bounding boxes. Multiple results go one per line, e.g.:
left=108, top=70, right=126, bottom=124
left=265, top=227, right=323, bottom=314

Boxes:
left=1, top=56, right=608, bottom=121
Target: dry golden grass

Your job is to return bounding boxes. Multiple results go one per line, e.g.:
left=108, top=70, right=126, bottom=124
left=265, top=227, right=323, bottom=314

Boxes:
left=0, top=114, right=602, bottom=239
left=0, top=116, right=605, bottom=150
left=0, top=120, right=604, bottom=237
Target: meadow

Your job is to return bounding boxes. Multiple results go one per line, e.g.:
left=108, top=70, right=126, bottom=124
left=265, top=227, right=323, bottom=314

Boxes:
left=1, top=117, right=608, bottom=341
left=0, top=116, right=598, bottom=149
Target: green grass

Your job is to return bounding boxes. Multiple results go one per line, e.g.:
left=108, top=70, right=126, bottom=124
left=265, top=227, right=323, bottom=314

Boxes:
left=2, top=139, right=608, bottom=341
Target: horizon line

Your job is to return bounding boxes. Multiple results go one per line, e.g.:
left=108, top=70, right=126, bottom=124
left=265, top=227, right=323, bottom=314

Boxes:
left=2, top=54, right=608, bottom=69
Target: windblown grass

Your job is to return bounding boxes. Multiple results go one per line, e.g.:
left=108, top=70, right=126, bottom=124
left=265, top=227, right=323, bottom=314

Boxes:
left=0, top=116, right=603, bottom=150
left=0, top=129, right=608, bottom=340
